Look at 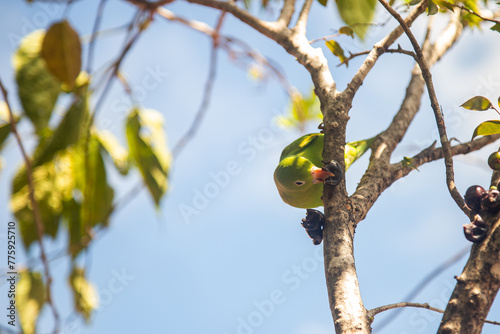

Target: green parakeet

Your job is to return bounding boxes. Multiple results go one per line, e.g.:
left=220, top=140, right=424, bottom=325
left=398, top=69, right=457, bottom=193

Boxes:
left=274, top=133, right=373, bottom=208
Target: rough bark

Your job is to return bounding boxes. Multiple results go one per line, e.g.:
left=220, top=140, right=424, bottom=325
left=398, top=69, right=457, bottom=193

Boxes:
left=437, top=213, right=500, bottom=333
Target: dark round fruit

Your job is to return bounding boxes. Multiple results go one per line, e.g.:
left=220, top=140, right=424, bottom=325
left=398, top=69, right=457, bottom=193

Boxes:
left=480, top=189, right=500, bottom=213
left=464, top=185, right=486, bottom=212
left=488, top=151, right=500, bottom=170
left=463, top=215, right=488, bottom=243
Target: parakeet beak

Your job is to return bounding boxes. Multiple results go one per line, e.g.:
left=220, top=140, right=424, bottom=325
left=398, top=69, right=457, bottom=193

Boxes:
left=311, top=166, right=335, bottom=184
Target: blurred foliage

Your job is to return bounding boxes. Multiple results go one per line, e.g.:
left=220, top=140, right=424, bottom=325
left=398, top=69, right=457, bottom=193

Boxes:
left=16, top=271, right=45, bottom=334
left=41, top=20, right=82, bottom=90
left=12, top=30, right=61, bottom=135
left=126, top=108, right=172, bottom=206
left=276, top=90, right=322, bottom=132
left=4, top=16, right=172, bottom=332
left=69, top=267, right=99, bottom=323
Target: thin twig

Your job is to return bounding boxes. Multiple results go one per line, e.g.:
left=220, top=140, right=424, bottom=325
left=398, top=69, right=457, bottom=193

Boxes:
left=368, top=302, right=500, bottom=325
left=86, top=0, right=108, bottom=74
left=157, top=8, right=297, bottom=101
left=379, top=0, right=470, bottom=217
left=0, top=79, right=60, bottom=333
left=336, top=46, right=417, bottom=67
left=92, top=10, right=145, bottom=118
left=374, top=246, right=469, bottom=331
left=452, top=3, right=500, bottom=24
left=172, top=12, right=226, bottom=157
left=344, top=0, right=428, bottom=100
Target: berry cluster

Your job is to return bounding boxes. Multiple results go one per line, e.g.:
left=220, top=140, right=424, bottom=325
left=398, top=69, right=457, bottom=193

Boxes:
left=463, top=185, right=499, bottom=243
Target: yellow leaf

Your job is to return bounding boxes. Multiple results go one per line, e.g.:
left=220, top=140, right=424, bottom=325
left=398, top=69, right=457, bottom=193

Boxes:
left=70, top=267, right=99, bottom=323
left=16, top=271, right=45, bottom=334
left=41, top=20, right=82, bottom=89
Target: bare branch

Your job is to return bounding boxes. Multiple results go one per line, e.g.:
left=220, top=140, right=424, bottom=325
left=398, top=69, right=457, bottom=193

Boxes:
left=452, top=3, right=500, bottom=25
left=185, top=0, right=283, bottom=40
left=277, top=0, right=295, bottom=28
left=344, top=0, right=428, bottom=100
left=157, top=7, right=215, bottom=35
left=86, top=0, right=108, bottom=74
left=337, top=46, right=417, bottom=67
left=293, top=0, right=313, bottom=35
left=379, top=0, right=470, bottom=216
left=0, top=79, right=60, bottom=333
left=391, top=134, right=500, bottom=184
left=351, top=12, right=463, bottom=222
left=369, top=302, right=444, bottom=317
left=374, top=246, right=470, bottom=331
left=370, top=301, right=500, bottom=326
left=172, top=12, right=226, bottom=157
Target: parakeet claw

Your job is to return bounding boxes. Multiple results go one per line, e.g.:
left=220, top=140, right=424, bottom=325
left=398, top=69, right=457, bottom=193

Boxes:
left=323, top=160, right=343, bottom=186
left=301, top=209, right=325, bottom=245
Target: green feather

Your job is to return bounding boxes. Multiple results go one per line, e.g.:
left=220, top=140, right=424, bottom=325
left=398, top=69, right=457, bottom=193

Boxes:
left=274, top=133, right=373, bottom=208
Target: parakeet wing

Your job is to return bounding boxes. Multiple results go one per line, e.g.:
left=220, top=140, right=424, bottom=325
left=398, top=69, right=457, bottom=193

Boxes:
left=279, top=133, right=324, bottom=167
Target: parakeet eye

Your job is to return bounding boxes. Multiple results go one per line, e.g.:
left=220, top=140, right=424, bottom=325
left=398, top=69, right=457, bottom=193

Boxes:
left=294, top=181, right=305, bottom=186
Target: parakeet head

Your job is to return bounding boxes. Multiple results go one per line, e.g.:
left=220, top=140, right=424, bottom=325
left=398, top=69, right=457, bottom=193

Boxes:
left=273, top=156, right=334, bottom=208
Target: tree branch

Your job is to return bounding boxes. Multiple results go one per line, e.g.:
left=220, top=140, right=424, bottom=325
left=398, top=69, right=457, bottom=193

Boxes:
left=351, top=11, right=463, bottom=222
left=172, top=11, right=226, bottom=157
left=369, top=301, right=500, bottom=326
left=277, top=0, right=295, bottom=28
left=293, top=0, right=313, bottom=36
left=374, top=246, right=470, bottom=331
left=343, top=0, right=428, bottom=100
left=379, top=0, right=470, bottom=217
left=86, top=0, right=108, bottom=74
left=185, top=0, right=283, bottom=40
left=0, top=79, right=60, bottom=333
left=437, top=211, right=500, bottom=333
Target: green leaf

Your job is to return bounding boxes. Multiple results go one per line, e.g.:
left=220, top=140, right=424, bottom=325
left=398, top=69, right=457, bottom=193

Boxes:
left=16, top=271, right=45, bottom=334
left=69, top=267, right=99, bottom=323
left=491, top=23, right=500, bottom=32
left=326, top=40, right=347, bottom=65
left=63, top=198, right=86, bottom=258
left=126, top=108, right=171, bottom=206
left=96, top=130, right=130, bottom=175
left=41, top=20, right=82, bottom=89
left=433, top=0, right=455, bottom=12
left=460, top=96, right=493, bottom=111
left=318, top=0, right=328, bottom=6
left=339, top=26, right=355, bottom=38
left=472, top=120, right=500, bottom=140
left=12, top=30, right=61, bottom=135
left=32, top=88, right=89, bottom=167
left=427, top=0, right=439, bottom=15
left=335, top=0, right=377, bottom=40
left=498, top=96, right=500, bottom=109
left=402, top=156, right=419, bottom=171
left=345, top=137, right=374, bottom=169
left=81, top=134, right=114, bottom=228
left=407, top=0, right=421, bottom=5
left=11, top=161, right=65, bottom=249
left=0, top=101, right=19, bottom=152
left=461, top=0, right=482, bottom=27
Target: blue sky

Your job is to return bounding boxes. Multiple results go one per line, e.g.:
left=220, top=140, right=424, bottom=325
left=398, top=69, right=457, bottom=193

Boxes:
left=1, top=1, right=500, bottom=333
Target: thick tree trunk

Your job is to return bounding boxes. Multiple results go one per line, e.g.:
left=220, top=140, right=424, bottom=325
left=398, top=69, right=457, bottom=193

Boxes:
left=437, top=213, right=500, bottom=333
left=322, top=94, right=371, bottom=333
